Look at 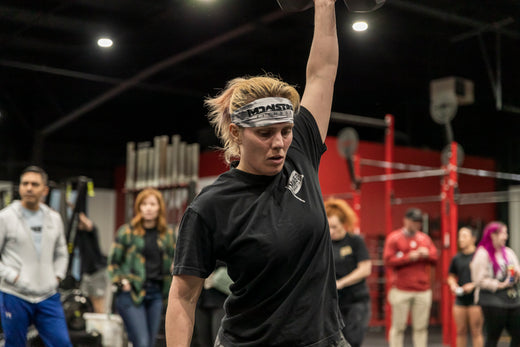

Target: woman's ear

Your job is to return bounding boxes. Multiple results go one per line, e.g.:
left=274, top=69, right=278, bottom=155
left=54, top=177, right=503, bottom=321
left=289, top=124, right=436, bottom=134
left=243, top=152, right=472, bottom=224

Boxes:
left=229, top=123, right=241, bottom=144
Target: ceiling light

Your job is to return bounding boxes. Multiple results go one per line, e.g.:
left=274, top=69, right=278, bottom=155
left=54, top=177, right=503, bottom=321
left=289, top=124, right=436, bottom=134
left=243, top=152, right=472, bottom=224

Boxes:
left=352, top=21, right=368, bottom=32
left=97, top=38, right=113, bottom=48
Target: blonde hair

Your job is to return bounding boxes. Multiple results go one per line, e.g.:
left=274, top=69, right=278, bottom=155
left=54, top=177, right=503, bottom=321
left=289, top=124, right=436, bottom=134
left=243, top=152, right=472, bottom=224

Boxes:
left=131, top=188, right=168, bottom=237
left=204, top=74, right=301, bottom=164
left=324, top=198, right=358, bottom=233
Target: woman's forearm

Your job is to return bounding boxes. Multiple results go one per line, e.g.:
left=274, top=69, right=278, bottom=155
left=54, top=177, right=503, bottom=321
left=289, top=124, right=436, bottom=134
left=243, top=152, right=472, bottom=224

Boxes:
left=165, top=296, right=197, bottom=347
left=165, top=275, right=204, bottom=347
left=337, top=260, right=371, bottom=289
left=306, top=0, right=338, bottom=82
left=301, top=0, right=339, bottom=141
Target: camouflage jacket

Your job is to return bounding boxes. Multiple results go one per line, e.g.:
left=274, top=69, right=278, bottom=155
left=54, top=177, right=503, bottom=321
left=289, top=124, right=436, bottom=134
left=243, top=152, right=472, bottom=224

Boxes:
left=108, top=224, right=175, bottom=305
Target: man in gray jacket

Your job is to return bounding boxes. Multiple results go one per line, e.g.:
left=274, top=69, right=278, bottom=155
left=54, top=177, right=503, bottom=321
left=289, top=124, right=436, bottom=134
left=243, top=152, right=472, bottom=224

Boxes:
left=0, top=165, right=72, bottom=346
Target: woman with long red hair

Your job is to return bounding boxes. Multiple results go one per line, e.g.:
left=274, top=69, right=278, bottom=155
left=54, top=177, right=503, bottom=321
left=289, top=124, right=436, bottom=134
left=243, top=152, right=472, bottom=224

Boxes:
left=324, top=198, right=372, bottom=347
left=108, top=188, right=176, bottom=347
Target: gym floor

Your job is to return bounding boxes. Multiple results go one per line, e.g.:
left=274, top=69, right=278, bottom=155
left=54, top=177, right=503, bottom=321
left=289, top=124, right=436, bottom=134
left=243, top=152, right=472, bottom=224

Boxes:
left=3, top=324, right=512, bottom=346
left=362, top=325, right=512, bottom=346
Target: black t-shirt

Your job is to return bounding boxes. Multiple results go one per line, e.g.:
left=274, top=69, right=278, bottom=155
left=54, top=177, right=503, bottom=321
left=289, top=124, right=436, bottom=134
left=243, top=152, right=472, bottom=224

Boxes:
left=332, top=234, right=371, bottom=307
left=448, top=252, right=475, bottom=306
left=144, top=228, right=162, bottom=282
left=173, top=107, right=343, bottom=346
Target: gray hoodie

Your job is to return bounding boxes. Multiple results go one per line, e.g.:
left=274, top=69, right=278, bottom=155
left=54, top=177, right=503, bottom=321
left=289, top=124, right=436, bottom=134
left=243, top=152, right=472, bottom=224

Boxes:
left=0, top=200, right=68, bottom=303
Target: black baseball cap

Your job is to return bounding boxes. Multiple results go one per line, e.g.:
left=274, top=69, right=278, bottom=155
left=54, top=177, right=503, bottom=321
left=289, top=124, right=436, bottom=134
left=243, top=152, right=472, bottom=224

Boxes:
left=405, top=208, right=423, bottom=222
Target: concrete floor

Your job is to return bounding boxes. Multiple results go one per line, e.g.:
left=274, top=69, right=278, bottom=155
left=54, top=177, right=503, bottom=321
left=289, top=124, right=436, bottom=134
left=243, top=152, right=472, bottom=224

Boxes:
left=362, top=325, right=512, bottom=346
left=4, top=324, right=512, bottom=347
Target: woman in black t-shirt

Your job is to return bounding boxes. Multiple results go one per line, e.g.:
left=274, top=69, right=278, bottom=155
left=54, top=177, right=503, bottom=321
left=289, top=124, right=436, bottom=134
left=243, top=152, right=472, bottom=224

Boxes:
left=325, top=198, right=372, bottom=347
left=164, top=1, right=348, bottom=346
left=447, top=226, right=483, bottom=347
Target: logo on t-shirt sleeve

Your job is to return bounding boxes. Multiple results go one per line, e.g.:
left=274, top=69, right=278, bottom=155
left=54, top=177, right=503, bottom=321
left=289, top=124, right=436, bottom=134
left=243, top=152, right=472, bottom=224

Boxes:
left=286, top=170, right=305, bottom=203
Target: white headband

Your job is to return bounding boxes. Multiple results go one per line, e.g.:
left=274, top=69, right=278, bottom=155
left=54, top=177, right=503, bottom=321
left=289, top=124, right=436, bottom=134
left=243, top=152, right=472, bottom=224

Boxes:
left=230, top=97, right=294, bottom=127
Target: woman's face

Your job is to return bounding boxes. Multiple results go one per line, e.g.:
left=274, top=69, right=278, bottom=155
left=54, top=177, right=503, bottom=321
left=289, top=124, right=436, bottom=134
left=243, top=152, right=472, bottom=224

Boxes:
left=458, top=227, right=475, bottom=249
left=236, top=122, right=293, bottom=176
left=139, top=195, right=160, bottom=223
left=328, top=214, right=347, bottom=241
left=491, top=226, right=508, bottom=249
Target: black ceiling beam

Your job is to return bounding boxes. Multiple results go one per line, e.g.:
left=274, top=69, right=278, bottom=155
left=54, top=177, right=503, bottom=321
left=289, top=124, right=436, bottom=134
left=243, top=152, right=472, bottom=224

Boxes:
left=40, top=10, right=289, bottom=137
left=0, top=4, right=104, bottom=33
left=0, top=59, right=203, bottom=97
left=388, top=0, right=520, bottom=40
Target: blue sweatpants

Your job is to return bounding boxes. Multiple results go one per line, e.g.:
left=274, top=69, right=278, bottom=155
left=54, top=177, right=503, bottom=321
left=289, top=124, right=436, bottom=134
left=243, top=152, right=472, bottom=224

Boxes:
left=0, top=292, right=72, bottom=347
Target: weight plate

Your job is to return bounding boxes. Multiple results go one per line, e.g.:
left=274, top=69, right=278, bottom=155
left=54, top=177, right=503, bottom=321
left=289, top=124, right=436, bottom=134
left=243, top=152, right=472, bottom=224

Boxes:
left=337, top=127, right=359, bottom=158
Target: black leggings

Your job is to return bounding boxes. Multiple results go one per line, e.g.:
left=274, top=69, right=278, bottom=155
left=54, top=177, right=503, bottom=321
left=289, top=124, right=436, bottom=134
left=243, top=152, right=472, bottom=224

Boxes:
left=481, top=305, right=520, bottom=347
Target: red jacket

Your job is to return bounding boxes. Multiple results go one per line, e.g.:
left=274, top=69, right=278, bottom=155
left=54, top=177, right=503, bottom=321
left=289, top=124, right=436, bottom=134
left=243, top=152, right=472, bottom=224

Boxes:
left=383, top=228, right=438, bottom=291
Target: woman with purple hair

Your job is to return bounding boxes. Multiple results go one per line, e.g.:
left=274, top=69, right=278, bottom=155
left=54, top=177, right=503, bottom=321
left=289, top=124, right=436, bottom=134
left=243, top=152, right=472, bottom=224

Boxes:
left=470, top=221, right=520, bottom=347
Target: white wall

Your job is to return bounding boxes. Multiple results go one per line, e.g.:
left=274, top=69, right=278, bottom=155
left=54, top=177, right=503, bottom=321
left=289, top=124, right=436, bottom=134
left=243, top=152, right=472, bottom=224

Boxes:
left=87, top=188, right=117, bottom=256
left=0, top=180, right=12, bottom=189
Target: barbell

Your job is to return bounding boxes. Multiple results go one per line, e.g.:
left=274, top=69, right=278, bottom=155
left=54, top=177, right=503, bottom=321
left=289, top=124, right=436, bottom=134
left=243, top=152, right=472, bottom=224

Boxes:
left=277, top=0, right=386, bottom=13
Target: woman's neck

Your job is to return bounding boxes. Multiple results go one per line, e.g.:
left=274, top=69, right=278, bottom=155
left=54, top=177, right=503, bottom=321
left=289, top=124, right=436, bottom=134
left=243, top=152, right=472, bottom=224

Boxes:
left=142, top=220, right=156, bottom=229
left=461, top=245, right=475, bottom=255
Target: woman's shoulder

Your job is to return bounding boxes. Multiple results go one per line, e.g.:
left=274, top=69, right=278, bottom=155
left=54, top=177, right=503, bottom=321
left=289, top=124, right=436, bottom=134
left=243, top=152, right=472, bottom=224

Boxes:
left=452, top=252, right=468, bottom=262
left=505, top=247, right=519, bottom=259
left=194, top=170, right=258, bottom=204
left=190, top=178, right=227, bottom=209
left=293, top=106, right=320, bottom=140
left=165, top=226, right=176, bottom=237
left=296, top=105, right=312, bottom=118
left=472, top=247, right=489, bottom=261
left=347, top=232, right=365, bottom=243
left=164, top=226, right=177, bottom=244
left=115, top=224, right=132, bottom=236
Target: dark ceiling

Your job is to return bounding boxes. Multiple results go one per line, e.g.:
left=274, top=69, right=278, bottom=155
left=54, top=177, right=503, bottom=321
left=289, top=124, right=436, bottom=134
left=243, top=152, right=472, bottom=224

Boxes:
left=1, top=0, right=519, bottom=188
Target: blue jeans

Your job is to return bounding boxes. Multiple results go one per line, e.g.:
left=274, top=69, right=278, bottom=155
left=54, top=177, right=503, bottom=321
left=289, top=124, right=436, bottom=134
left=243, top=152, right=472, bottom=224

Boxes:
left=340, top=300, right=371, bottom=347
left=115, top=282, right=163, bottom=347
left=0, top=292, right=72, bottom=347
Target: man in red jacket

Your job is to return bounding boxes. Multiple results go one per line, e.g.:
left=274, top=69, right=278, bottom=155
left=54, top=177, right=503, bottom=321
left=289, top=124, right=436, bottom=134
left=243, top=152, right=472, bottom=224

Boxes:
left=383, top=208, right=438, bottom=347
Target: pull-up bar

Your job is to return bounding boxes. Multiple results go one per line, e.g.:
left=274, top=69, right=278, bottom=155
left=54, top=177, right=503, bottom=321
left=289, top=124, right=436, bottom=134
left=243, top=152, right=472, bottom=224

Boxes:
left=362, top=157, right=520, bottom=183
left=458, top=167, right=520, bottom=182
left=331, top=112, right=389, bottom=129
left=391, top=190, right=517, bottom=205
left=361, top=158, right=438, bottom=172
left=360, top=169, right=446, bottom=183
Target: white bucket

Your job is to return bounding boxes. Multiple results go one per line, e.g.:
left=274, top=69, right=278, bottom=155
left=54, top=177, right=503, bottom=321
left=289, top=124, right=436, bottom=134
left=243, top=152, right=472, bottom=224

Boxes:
left=83, top=312, right=126, bottom=347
